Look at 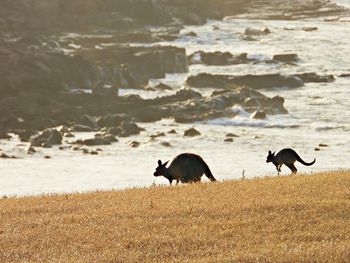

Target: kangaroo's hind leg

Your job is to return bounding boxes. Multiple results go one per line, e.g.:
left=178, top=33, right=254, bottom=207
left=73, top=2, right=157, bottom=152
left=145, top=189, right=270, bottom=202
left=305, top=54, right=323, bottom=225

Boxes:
left=286, top=163, right=297, bottom=174
left=275, top=164, right=282, bottom=175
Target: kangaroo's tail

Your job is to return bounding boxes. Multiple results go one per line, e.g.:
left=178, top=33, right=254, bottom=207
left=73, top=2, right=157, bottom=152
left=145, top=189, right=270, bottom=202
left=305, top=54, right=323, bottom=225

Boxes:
left=296, top=153, right=316, bottom=166
left=201, top=159, right=216, bottom=182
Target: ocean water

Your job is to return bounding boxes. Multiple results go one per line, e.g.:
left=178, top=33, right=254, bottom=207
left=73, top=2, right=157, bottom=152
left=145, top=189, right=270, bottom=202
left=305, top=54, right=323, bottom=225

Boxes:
left=1, top=2, right=350, bottom=197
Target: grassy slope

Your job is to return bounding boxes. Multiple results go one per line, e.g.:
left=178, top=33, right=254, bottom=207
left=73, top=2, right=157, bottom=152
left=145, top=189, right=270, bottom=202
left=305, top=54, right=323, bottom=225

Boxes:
left=1, top=171, right=350, bottom=262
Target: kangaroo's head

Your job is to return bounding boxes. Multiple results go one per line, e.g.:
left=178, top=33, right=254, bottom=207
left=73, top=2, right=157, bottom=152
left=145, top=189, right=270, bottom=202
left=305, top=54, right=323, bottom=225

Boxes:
left=153, top=160, right=169, bottom=177
left=266, top=150, right=275, bottom=163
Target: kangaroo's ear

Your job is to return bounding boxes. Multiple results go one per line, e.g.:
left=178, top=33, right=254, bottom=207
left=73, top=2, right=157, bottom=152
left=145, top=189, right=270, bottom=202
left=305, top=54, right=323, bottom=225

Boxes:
left=163, top=160, right=169, bottom=167
left=158, top=160, right=162, bottom=166
left=268, top=150, right=272, bottom=155
left=272, top=151, right=276, bottom=156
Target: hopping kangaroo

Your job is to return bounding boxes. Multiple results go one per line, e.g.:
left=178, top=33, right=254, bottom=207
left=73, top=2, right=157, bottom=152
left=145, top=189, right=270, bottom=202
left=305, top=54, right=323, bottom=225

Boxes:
left=266, top=148, right=316, bottom=174
left=153, top=153, right=216, bottom=185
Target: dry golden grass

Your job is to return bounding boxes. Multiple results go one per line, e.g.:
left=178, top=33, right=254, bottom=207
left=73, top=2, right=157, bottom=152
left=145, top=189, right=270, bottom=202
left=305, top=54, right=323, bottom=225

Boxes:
left=1, top=171, right=350, bottom=263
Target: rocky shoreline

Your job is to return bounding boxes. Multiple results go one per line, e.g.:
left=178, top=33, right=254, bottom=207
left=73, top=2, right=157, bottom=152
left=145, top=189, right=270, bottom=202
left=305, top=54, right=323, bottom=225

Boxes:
left=0, top=0, right=348, bottom=149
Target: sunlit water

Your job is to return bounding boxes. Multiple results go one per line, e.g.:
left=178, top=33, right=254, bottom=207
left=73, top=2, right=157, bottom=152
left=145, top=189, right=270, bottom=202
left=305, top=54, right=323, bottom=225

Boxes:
left=1, top=2, right=350, bottom=196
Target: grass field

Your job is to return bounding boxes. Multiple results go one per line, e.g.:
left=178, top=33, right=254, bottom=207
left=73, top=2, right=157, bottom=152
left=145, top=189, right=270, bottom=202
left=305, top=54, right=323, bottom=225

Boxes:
left=1, top=171, right=350, bottom=262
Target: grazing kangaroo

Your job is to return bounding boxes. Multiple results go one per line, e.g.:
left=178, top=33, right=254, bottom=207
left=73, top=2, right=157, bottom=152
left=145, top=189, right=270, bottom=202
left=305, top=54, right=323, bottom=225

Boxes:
left=153, top=153, right=216, bottom=185
left=266, top=148, right=316, bottom=174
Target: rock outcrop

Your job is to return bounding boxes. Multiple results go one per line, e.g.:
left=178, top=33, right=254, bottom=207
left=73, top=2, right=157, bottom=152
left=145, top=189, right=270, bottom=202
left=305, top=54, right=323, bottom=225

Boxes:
left=186, top=73, right=303, bottom=89
left=0, top=0, right=346, bottom=135
left=188, top=51, right=253, bottom=65
left=30, top=128, right=62, bottom=147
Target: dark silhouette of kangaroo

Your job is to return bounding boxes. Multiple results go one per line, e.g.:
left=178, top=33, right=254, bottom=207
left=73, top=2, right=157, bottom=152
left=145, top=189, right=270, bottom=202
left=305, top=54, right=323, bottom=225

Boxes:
left=266, top=148, right=316, bottom=174
left=153, top=153, right=216, bottom=185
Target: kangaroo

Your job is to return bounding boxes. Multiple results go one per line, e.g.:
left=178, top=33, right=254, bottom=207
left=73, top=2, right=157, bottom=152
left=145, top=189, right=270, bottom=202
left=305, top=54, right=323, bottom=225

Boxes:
left=266, top=148, right=316, bottom=174
left=153, top=153, right=216, bottom=185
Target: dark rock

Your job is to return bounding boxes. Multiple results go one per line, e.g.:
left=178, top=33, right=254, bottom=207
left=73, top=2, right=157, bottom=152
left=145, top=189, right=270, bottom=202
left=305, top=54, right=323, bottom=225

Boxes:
left=188, top=51, right=252, bottom=66
left=175, top=88, right=202, bottom=100
left=92, top=84, right=119, bottom=96
left=182, top=12, right=206, bottom=25
left=118, top=30, right=155, bottom=43
left=96, top=114, right=132, bottom=128
left=95, top=133, right=118, bottom=143
left=129, top=141, right=140, bottom=148
left=184, top=31, right=197, bottom=37
left=59, top=146, right=70, bottom=150
left=339, top=73, right=350, bottom=78
left=224, top=138, right=234, bottom=142
left=16, top=130, right=37, bottom=142
left=302, top=27, right=318, bottom=31
left=27, top=145, right=36, bottom=154
left=30, top=128, right=62, bottom=147
left=184, top=128, right=201, bottom=137
left=273, top=54, right=299, bottom=63
left=155, top=33, right=178, bottom=42
left=153, top=82, right=173, bottom=91
left=150, top=86, right=287, bottom=123
left=44, top=156, right=51, bottom=159
left=226, top=133, right=239, bottom=138
left=160, top=141, right=172, bottom=147
left=319, top=143, right=328, bottom=147
left=0, top=0, right=345, bottom=34
left=186, top=73, right=303, bottom=89
left=167, top=129, right=177, bottom=134
left=129, top=87, right=204, bottom=122
left=241, top=35, right=258, bottom=41
left=82, top=149, right=90, bottom=154
left=211, top=89, right=230, bottom=97
left=186, top=73, right=233, bottom=88
left=97, top=46, right=189, bottom=87
left=244, top=27, right=271, bottom=35
left=118, top=121, right=144, bottom=137
left=71, top=124, right=94, bottom=132
left=73, top=138, right=111, bottom=146
left=63, top=132, right=75, bottom=138
left=189, top=51, right=232, bottom=65
left=294, top=73, right=335, bottom=83
left=250, top=110, right=267, bottom=119
left=132, top=106, right=171, bottom=123
left=56, top=125, right=70, bottom=133
left=0, top=132, right=12, bottom=140
left=324, top=17, right=340, bottom=22
left=100, top=127, right=122, bottom=136
left=71, top=146, right=81, bottom=151
left=80, top=115, right=99, bottom=129
left=0, top=153, right=11, bottom=158
left=230, top=74, right=302, bottom=89
left=174, top=109, right=235, bottom=123
left=150, top=132, right=166, bottom=139
left=243, top=94, right=288, bottom=115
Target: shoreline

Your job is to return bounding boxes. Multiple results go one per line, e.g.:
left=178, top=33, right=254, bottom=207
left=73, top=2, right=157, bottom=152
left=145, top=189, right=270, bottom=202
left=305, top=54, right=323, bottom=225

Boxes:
left=2, top=168, right=349, bottom=199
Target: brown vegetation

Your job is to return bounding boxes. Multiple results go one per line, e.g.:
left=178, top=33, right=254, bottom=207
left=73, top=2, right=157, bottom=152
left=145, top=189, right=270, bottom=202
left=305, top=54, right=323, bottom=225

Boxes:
left=1, top=171, right=350, bottom=262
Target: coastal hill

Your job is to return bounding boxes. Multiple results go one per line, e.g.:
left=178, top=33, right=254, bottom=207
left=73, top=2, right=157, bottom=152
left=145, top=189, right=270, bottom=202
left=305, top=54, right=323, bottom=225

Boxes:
left=1, top=171, right=350, bottom=262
